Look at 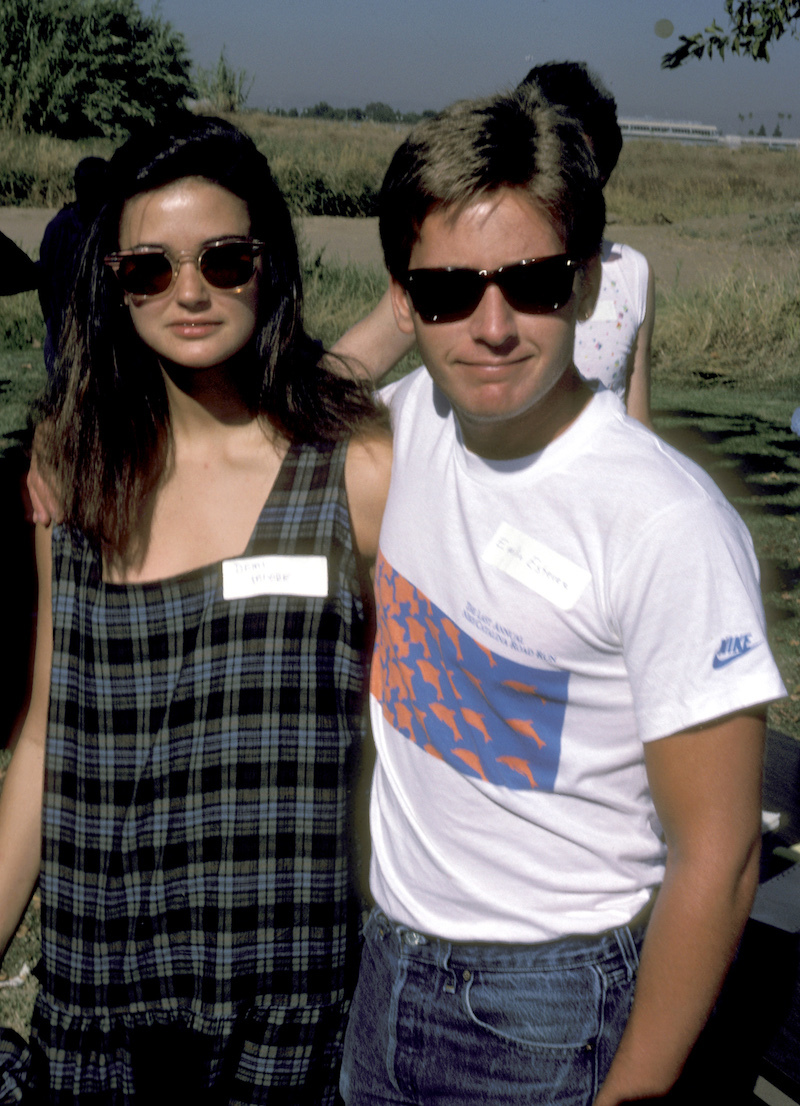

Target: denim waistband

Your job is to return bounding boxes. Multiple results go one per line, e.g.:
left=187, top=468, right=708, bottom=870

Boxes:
left=367, top=907, right=644, bottom=978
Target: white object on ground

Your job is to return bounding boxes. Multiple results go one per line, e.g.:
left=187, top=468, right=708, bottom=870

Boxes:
left=0, top=963, right=31, bottom=988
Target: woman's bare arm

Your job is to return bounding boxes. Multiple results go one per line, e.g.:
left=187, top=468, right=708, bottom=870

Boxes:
left=344, top=429, right=392, bottom=580
left=624, top=262, right=655, bottom=429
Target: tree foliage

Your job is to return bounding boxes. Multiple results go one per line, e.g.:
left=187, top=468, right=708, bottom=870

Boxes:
left=662, top=0, right=800, bottom=67
left=0, top=0, right=195, bottom=138
left=296, top=100, right=431, bottom=125
left=303, top=101, right=345, bottom=121
left=194, top=48, right=252, bottom=114
left=364, top=101, right=398, bottom=124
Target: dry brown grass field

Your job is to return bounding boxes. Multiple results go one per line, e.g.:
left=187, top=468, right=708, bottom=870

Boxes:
left=3, top=110, right=800, bottom=221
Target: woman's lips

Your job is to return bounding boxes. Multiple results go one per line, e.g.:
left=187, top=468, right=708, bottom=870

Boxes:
left=168, top=321, right=222, bottom=337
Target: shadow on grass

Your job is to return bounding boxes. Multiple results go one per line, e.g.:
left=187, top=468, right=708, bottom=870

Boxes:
left=655, top=409, right=800, bottom=487
left=655, top=410, right=800, bottom=646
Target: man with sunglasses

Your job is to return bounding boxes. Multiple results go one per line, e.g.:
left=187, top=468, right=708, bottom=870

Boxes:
left=339, top=89, right=785, bottom=1105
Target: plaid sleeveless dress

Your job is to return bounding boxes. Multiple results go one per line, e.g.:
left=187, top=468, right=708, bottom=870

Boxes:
left=29, top=439, right=369, bottom=1104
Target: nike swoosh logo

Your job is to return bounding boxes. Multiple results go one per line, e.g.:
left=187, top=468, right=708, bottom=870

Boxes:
left=713, top=643, right=759, bottom=669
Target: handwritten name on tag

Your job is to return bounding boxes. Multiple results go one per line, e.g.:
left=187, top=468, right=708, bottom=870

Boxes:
left=222, top=555, right=328, bottom=600
left=482, top=523, right=591, bottom=611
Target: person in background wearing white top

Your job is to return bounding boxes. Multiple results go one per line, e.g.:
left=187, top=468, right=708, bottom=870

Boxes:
left=335, top=62, right=656, bottom=429
left=339, top=87, right=785, bottom=1106
left=520, top=60, right=655, bottom=427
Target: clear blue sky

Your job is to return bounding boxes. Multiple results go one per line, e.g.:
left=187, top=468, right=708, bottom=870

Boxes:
left=142, top=0, right=799, bottom=136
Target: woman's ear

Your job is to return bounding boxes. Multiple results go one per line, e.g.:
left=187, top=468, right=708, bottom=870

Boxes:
left=576, top=254, right=601, bottom=322
left=389, top=276, right=417, bottom=335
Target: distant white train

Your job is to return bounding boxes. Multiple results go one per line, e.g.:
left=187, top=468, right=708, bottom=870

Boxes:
left=619, top=117, right=800, bottom=151
left=619, top=118, right=720, bottom=144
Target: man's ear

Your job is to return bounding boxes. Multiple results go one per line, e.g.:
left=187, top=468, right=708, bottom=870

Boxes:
left=389, top=275, right=417, bottom=335
left=576, top=254, right=601, bottom=322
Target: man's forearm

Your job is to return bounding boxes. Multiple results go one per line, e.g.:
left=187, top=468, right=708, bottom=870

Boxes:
left=331, top=288, right=414, bottom=383
left=594, top=847, right=759, bottom=1104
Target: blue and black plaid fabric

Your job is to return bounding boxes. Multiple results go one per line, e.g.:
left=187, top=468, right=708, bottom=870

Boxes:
left=29, top=439, right=369, bottom=1104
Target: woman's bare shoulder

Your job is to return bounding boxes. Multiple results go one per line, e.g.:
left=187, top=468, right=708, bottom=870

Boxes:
left=344, top=428, right=393, bottom=567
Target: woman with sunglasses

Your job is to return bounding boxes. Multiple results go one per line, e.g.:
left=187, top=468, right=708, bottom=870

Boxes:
left=0, top=116, right=390, bottom=1104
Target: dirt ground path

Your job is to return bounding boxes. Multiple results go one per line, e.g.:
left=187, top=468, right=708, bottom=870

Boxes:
left=2, top=207, right=793, bottom=294
left=0, top=208, right=385, bottom=267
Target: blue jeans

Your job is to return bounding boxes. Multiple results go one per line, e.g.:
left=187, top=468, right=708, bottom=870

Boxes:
left=340, top=908, right=643, bottom=1106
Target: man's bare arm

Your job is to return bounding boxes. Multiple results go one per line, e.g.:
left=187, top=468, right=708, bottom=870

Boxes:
left=594, top=709, right=764, bottom=1105
left=332, top=288, right=415, bottom=384
left=624, top=262, right=655, bottom=430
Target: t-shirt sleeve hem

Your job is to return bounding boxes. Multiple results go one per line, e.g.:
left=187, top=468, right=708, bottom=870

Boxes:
left=637, top=673, right=788, bottom=744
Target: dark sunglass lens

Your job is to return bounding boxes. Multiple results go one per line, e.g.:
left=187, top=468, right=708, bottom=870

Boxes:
left=408, top=271, right=483, bottom=323
left=201, top=244, right=257, bottom=289
left=118, top=253, right=173, bottom=296
left=407, top=257, right=575, bottom=323
left=502, top=257, right=574, bottom=314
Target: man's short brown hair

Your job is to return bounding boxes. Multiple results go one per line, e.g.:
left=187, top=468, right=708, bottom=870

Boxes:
left=379, top=86, right=605, bottom=280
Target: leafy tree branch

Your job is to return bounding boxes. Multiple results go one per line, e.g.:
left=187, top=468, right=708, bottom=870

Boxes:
left=662, top=0, right=800, bottom=67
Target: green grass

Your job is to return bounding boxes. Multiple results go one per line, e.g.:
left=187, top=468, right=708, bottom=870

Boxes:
left=0, top=290, right=45, bottom=355
left=240, top=114, right=402, bottom=216
left=742, top=210, right=800, bottom=247
left=302, top=252, right=386, bottom=345
left=0, top=349, right=46, bottom=451
left=0, top=131, right=114, bottom=207
left=652, top=269, right=800, bottom=387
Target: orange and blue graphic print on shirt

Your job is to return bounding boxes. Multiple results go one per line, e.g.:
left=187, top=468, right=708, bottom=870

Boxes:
left=371, top=553, right=568, bottom=791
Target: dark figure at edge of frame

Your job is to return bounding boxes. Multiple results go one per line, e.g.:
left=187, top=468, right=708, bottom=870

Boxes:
left=37, top=157, right=107, bottom=379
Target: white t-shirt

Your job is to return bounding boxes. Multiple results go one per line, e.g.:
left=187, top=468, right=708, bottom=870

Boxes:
left=574, top=240, right=649, bottom=397
left=369, top=372, right=785, bottom=943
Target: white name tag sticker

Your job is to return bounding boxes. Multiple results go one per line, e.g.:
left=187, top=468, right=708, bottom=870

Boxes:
left=482, top=523, right=591, bottom=611
left=222, top=555, right=328, bottom=600
left=589, top=299, right=618, bottom=322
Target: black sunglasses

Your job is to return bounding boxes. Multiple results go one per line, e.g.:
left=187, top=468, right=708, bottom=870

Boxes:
left=104, top=237, right=265, bottom=298
left=403, top=254, right=579, bottom=323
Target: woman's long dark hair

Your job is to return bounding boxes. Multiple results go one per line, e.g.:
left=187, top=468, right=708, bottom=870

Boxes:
left=38, top=115, right=383, bottom=553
